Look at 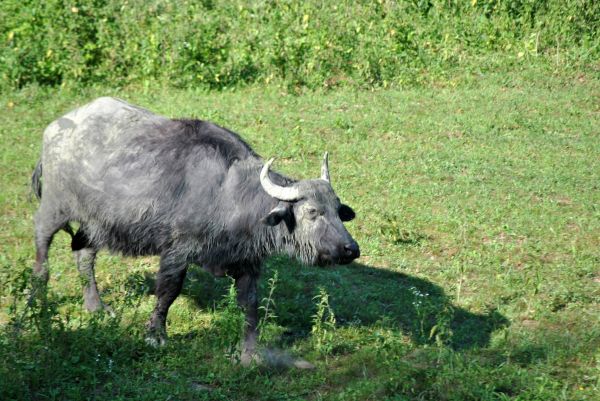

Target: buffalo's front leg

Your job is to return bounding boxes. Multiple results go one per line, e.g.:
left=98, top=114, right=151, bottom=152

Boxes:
left=234, top=271, right=259, bottom=365
left=146, top=253, right=188, bottom=347
left=233, top=270, right=315, bottom=369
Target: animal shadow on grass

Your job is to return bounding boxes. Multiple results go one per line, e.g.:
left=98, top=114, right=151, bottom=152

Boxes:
left=0, top=258, right=509, bottom=399
left=141, top=256, right=509, bottom=351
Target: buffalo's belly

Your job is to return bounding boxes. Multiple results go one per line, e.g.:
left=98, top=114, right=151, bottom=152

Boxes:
left=81, top=219, right=168, bottom=257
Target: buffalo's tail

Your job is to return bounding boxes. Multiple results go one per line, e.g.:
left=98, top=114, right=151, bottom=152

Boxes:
left=31, top=160, right=43, bottom=200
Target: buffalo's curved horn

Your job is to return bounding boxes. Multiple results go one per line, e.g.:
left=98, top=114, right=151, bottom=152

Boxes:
left=260, top=158, right=301, bottom=201
left=320, top=151, right=330, bottom=182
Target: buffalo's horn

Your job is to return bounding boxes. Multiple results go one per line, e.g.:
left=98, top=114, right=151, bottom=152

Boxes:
left=260, top=158, right=301, bottom=201
left=321, top=151, right=330, bottom=182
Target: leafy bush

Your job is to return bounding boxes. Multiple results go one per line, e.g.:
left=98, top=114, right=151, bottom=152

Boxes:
left=1, top=0, right=598, bottom=91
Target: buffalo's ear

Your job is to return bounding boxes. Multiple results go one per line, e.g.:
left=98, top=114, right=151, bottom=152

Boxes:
left=262, top=204, right=290, bottom=226
left=339, top=204, right=355, bottom=222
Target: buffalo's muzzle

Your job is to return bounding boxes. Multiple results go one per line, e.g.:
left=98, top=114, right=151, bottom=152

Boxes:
left=344, top=241, right=360, bottom=259
left=336, top=240, right=360, bottom=264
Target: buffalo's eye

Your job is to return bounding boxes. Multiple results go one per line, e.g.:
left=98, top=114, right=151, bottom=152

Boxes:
left=306, top=207, right=318, bottom=220
left=339, top=204, right=355, bottom=222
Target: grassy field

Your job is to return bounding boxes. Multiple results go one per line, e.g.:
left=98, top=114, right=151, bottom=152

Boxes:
left=0, top=69, right=599, bottom=400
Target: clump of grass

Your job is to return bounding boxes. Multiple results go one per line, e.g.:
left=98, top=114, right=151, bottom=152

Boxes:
left=380, top=214, right=428, bottom=246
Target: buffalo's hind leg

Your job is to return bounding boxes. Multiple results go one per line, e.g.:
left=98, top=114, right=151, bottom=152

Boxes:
left=33, top=201, right=69, bottom=285
left=71, top=228, right=112, bottom=314
left=146, top=252, right=188, bottom=347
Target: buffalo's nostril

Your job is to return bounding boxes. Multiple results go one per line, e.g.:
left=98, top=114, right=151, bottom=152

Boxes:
left=343, top=242, right=360, bottom=258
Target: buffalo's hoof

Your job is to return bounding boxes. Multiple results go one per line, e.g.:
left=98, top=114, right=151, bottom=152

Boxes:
left=145, top=326, right=167, bottom=348
left=85, top=300, right=115, bottom=317
left=145, top=334, right=167, bottom=348
left=240, top=350, right=260, bottom=367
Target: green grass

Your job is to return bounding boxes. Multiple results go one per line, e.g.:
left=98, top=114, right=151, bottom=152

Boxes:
left=1, top=69, right=599, bottom=400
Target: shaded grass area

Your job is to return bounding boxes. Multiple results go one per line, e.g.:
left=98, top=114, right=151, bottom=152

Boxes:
left=0, top=71, right=599, bottom=399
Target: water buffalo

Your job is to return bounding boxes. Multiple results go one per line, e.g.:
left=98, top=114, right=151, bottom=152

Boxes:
left=31, top=97, right=359, bottom=364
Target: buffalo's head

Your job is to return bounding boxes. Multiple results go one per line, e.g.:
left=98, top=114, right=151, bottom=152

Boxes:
left=260, top=153, right=360, bottom=266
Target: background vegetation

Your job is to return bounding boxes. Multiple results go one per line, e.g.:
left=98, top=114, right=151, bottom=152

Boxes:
left=1, top=0, right=598, bottom=91
left=1, top=1, right=599, bottom=400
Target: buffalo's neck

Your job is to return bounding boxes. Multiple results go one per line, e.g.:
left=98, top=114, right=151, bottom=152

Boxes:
left=228, top=159, right=296, bottom=259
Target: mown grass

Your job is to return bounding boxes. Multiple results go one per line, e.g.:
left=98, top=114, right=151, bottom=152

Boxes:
left=0, top=68, right=599, bottom=400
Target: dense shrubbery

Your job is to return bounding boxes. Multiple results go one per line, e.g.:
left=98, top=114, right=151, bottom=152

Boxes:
left=1, top=0, right=598, bottom=90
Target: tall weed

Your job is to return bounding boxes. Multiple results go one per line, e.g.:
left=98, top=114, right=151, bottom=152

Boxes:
left=311, top=287, right=336, bottom=357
